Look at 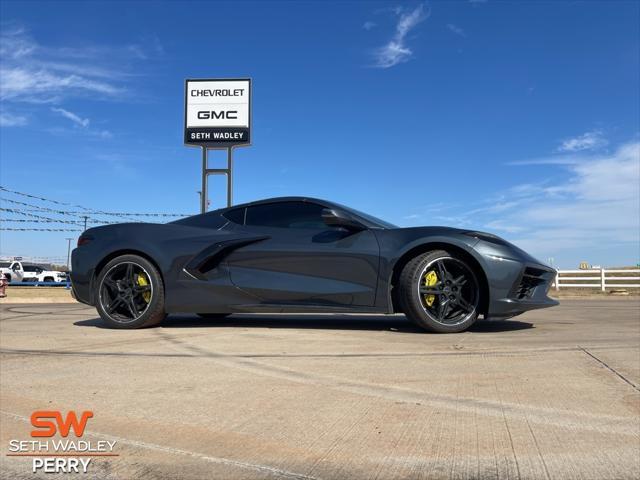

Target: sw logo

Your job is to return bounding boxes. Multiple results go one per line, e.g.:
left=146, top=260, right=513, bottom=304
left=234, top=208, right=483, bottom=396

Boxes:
left=30, top=410, right=93, bottom=437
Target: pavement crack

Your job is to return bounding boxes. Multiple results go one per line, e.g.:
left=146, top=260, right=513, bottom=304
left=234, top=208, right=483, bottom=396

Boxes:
left=578, top=346, right=640, bottom=393
left=494, top=380, right=521, bottom=480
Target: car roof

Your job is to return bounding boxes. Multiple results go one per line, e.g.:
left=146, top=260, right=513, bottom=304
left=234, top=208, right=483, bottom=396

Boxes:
left=170, top=197, right=335, bottom=226
left=172, top=196, right=396, bottom=229
left=219, top=197, right=334, bottom=212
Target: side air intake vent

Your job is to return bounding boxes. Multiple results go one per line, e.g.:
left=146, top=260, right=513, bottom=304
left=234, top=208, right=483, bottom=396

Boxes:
left=183, top=236, right=269, bottom=280
left=515, top=267, right=547, bottom=299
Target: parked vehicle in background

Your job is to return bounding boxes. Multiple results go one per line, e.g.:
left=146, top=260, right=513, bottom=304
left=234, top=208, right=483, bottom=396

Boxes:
left=0, top=260, right=25, bottom=283
left=22, top=265, right=67, bottom=283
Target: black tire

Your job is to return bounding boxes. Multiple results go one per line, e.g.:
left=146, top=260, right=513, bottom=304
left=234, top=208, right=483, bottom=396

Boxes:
left=196, top=313, right=231, bottom=320
left=4, top=274, right=11, bottom=283
left=95, top=254, right=166, bottom=329
left=398, top=250, right=481, bottom=333
left=43, top=277, right=54, bottom=282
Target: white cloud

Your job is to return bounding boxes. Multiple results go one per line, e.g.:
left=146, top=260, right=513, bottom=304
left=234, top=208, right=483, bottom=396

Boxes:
left=0, top=24, right=35, bottom=58
left=1, top=27, right=116, bottom=100
left=557, top=129, right=608, bottom=152
left=0, top=23, right=162, bottom=125
left=508, top=155, right=582, bottom=166
left=407, top=141, right=640, bottom=265
left=51, top=107, right=90, bottom=128
left=446, top=24, right=466, bottom=37
left=49, top=107, right=112, bottom=138
left=92, top=129, right=113, bottom=139
left=46, top=125, right=113, bottom=140
left=371, top=4, right=428, bottom=68
left=482, top=220, right=525, bottom=234
left=503, top=143, right=639, bottom=256
left=0, top=64, right=123, bottom=103
left=0, top=110, right=27, bottom=126
left=363, top=21, right=377, bottom=31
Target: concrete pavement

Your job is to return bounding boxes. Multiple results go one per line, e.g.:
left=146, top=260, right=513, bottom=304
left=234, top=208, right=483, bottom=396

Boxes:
left=1, top=300, right=639, bottom=479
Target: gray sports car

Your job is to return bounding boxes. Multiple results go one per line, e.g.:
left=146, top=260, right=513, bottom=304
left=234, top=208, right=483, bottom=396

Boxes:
left=71, top=197, right=558, bottom=332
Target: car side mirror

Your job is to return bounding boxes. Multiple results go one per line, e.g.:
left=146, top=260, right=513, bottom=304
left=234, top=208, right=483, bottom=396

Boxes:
left=321, top=208, right=365, bottom=231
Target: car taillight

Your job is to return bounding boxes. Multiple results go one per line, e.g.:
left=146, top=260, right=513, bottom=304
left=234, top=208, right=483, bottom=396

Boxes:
left=77, top=234, right=93, bottom=247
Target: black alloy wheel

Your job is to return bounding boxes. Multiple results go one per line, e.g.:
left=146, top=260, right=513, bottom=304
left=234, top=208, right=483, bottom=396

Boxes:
left=95, top=254, right=165, bottom=329
left=418, top=257, right=479, bottom=326
left=399, top=250, right=481, bottom=333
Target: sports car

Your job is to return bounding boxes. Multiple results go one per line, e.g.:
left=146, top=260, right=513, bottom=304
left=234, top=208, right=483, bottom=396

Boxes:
left=71, top=197, right=558, bottom=332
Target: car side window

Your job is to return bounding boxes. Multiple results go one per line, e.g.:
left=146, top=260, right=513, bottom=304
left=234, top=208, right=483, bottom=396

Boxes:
left=245, top=202, right=327, bottom=229
left=222, top=207, right=246, bottom=225
left=171, top=212, right=229, bottom=229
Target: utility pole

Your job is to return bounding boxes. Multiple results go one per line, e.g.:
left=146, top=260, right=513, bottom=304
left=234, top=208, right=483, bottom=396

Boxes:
left=65, top=238, right=73, bottom=271
left=83, top=216, right=88, bottom=231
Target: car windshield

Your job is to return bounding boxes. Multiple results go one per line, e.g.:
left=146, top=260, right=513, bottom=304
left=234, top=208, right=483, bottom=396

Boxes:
left=0, top=262, right=10, bottom=268
left=333, top=203, right=398, bottom=229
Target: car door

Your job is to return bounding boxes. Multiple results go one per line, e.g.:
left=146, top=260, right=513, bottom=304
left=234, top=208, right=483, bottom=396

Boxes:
left=223, top=201, right=380, bottom=307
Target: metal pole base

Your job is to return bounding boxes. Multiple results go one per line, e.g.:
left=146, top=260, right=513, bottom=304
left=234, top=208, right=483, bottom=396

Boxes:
left=200, top=146, right=234, bottom=213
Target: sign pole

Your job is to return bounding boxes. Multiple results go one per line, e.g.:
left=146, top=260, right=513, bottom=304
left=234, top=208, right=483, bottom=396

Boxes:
left=226, top=147, right=233, bottom=208
left=201, top=146, right=208, bottom=213
left=200, top=147, right=234, bottom=211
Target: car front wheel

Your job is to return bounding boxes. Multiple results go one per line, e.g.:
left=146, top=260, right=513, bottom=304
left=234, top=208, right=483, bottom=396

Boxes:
left=398, top=250, right=481, bottom=333
left=95, top=254, right=166, bottom=329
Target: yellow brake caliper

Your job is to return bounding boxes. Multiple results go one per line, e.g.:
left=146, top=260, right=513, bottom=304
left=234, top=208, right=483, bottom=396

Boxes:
left=136, top=273, right=151, bottom=303
left=423, top=270, right=438, bottom=307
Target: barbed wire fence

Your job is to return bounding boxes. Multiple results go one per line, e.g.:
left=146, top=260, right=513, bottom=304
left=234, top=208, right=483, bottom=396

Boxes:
left=0, top=186, right=196, bottom=265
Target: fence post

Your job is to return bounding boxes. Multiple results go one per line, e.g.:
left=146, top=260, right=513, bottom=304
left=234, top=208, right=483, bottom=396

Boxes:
left=601, top=268, right=606, bottom=292
left=555, top=270, right=560, bottom=291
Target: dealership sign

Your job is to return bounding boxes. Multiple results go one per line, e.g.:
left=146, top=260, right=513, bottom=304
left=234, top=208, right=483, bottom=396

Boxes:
left=184, top=78, right=251, bottom=147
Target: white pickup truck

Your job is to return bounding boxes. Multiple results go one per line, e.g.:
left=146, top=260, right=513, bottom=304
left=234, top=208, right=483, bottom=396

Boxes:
left=22, top=265, right=68, bottom=283
left=0, top=260, right=25, bottom=283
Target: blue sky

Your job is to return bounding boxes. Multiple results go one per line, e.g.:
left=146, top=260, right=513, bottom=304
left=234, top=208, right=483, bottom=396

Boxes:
left=1, top=0, right=638, bottom=268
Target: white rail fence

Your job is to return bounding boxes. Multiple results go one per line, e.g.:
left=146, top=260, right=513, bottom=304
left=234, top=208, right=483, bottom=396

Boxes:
left=553, top=269, right=640, bottom=291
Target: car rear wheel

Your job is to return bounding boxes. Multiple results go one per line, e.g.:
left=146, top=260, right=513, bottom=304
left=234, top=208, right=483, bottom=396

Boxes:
left=398, top=250, right=480, bottom=333
left=95, top=254, right=166, bottom=329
